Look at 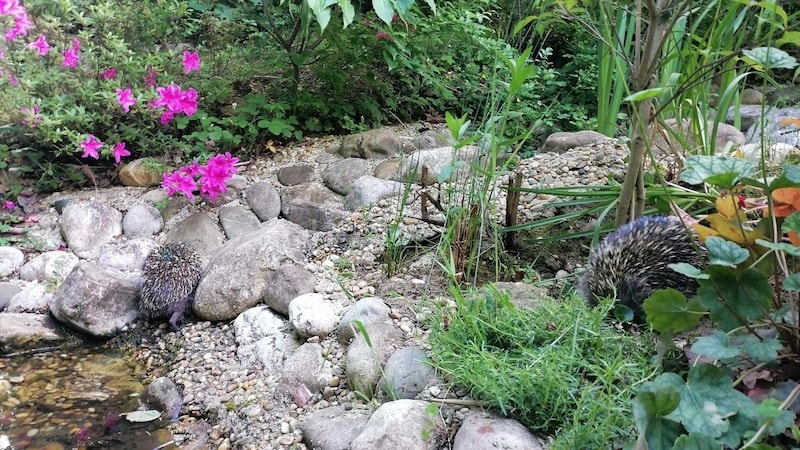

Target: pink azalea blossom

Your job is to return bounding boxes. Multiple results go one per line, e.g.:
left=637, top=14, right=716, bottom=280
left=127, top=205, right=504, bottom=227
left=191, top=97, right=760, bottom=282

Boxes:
left=100, top=67, right=117, bottom=80
left=2, top=1, right=31, bottom=41
left=27, top=34, right=51, bottom=56
left=178, top=161, right=201, bottom=178
left=2, top=200, right=15, bottom=210
left=161, top=171, right=197, bottom=200
left=20, top=105, right=42, bottom=127
left=115, top=88, right=137, bottom=113
left=112, top=141, right=130, bottom=164
left=79, top=134, right=102, bottom=159
left=197, top=152, right=239, bottom=202
left=0, top=0, right=23, bottom=15
left=7, top=71, right=18, bottom=87
left=151, top=84, right=199, bottom=124
left=181, top=50, right=201, bottom=74
left=61, top=38, right=81, bottom=68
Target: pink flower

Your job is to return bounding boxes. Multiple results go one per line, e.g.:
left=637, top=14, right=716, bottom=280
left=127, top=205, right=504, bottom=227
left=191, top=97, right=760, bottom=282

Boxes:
left=151, top=84, right=199, bottom=123
left=112, top=141, right=130, bottom=164
left=375, top=31, right=392, bottom=41
left=181, top=50, right=201, bottom=74
left=62, top=38, right=81, bottom=68
left=161, top=171, right=197, bottom=200
left=100, top=67, right=117, bottom=80
left=178, top=161, right=201, bottom=177
left=6, top=11, right=32, bottom=42
left=144, top=66, right=158, bottom=87
left=7, top=72, right=18, bottom=87
left=27, top=34, right=51, bottom=56
left=20, top=105, right=42, bottom=127
left=115, top=88, right=137, bottom=113
left=0, top=0, right=23, bottom=15
left=79, top=134, right=102, bottom=159
left=2, top=200, right=15, bottom=210
left=197, top=152, right=238, bottom=202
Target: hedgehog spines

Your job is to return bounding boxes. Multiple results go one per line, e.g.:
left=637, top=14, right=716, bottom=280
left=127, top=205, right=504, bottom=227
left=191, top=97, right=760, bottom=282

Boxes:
left=139, top=242, right=203, bottom=331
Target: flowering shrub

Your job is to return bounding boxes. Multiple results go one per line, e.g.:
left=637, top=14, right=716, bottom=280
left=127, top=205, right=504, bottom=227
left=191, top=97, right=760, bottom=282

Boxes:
left=0, top=0, right=240, bottom=200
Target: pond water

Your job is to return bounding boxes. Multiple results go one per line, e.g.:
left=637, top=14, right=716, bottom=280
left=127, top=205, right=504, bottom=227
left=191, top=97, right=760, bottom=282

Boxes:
left=0, top=345, right=175, bottom=450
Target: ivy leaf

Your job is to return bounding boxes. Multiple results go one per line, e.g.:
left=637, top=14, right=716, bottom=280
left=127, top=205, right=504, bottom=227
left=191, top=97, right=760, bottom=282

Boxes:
left=740, top=335, right=782, bottom=363
left=669, top=262, right=709, bottom=279
left=637, top=376, right=682, bottom=416
left=697, top=266, right=772, bottom=332
left=782, top=211, right=800, bottom=235
left=681, top=155, right=756, bottom=189
left=783, top=273, right=800, bottom=292
left=644, top=289, right=705, bottom=334
left=742, top=47, right=799, bottom=71
left=668, top=364, right=754, bottom=438
left=634, top=373, right=686, bottom=448
left=672, top=433, right=720, bottom=450
left=690, top=331, right=740, bottom=360
left=756, top=398, right=796, bottom=436
left=755, top=239, right=800, bottom=257
left=706, top=236, right=749, bottom=267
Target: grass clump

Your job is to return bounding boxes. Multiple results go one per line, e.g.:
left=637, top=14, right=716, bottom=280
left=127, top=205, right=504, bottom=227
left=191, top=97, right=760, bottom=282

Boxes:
left=428, top=285, right=659, bottom=448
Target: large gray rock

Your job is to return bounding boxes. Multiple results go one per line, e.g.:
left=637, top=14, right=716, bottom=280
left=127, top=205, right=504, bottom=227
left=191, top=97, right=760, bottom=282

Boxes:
left=0, top=246, right=25, bottom=277
left=7, top=284, right=52, bottom=313
left=396, top=146, right=480, bottom=185
left=539, top=130, right=611, bottom=154
left=245, top=181, right=282, bottom=222
left=725, top=104, right=769, bottom=132
left=164, top=211, right=225, bottom=259
left=379, top=346, right=435, bottom=400
left=96, top=238, right=159, bottom=272
left=0, top=282, right=22, bottom=311
left=193, top=219, right=309, bottom=321
left=50, top=261, right=140, bottom=337
left=279, top=343, right=334, bottom=402
left=141, top=377, right=183, bottom=422
left=652, top=118, right=745, bottom=155
left=59, top=200, right=122, bottom=258
left=0, top=313, right=66, bottom=354
left=350, top=399, right=445, bottom=450
left=263, top=265, right=317, bottom=316
left=218, top=204, right=261, bottom=240
left=233, top=305, right=301, bottom=369
left=277, top=164, right=314, bottom=186
left=345, top=321, right=402, bottom=398
left=280, top=182, right=347, bottom=232
left=303, top=405, right=371, bottom=450
left=344, top=176, right=405, bottom=211
left=122, top=203, right=163, bottom=238
left=338, top=296, right=392, bottom=344
left=453, top=412, right=547, bottom=450
left=288, top=293, right=338, bottom=339
left=335, top=128, right=403, bottom=159
left=322, top=158, right=371, bottom=195
left=19, top=251, right=79, bottom=282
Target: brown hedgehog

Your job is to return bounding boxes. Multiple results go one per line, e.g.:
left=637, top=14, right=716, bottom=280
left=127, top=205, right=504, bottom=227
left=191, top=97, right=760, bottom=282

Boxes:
left=577, top=216, right=702, bottom=323
left=139, top=242, right=203, bottom=331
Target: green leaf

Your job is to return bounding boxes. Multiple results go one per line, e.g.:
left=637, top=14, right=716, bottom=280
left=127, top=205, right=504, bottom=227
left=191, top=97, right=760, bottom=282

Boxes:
left=781, top=164, right=800, bottom=183
left=783, top=211, right=800, bottom=235
left=783, top=273, right=800, bottom=291
left=705, top=236, right=749, bottom=267
left=756, top=398, right=796, bottom=436
left=669, top=263, right=709, bottom=280
left=624, top=87, right=667, bottom=102
left=308, top=0, right=332, bottom=30
left=777, top=30, right=800, bottom=48
left=742, top=47, right=798, bottom=71
left=668, top=364, right=754, bottom=438
left=697, top=266, right=772, bottom=332
left=672, top=433, right=721, bottom=450
left=394, top=0, right=412, bottom=14
left=634, top=373, right=686, bottom=448
left=681, top=156, right=756, bottom=188
left=637, top=378, right=682, bottom=416
left=644, top=289, right=705, bottom=334
left=373, top=0, right=394, bottom=25
left=125, top=410, right=161, bottom=422
left=690, top=330, right=740, bottom=360
left=339, top=0, right=354, bottom=27
left=739, top=335, right=782, bottom=363
left=754, top=239, right=800, bottom=257
left=422, top=0, right=435, bottom=14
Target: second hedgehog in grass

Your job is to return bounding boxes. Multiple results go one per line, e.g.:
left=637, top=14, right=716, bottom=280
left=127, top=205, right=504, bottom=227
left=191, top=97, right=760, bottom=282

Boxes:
left=577, top=216, right=702, bottom=323
left=139, top=242, right=203, bottom=331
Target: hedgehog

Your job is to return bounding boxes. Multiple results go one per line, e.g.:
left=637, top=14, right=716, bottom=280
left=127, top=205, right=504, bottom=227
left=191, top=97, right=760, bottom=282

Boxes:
left=139, top=242, right=203, bottom=331
left=577, top=215, right=702, bottom=323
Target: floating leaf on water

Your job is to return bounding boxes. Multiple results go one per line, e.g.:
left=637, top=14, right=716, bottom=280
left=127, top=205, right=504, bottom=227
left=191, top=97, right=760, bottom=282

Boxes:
left=124, top=410, right=162, bottom=422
